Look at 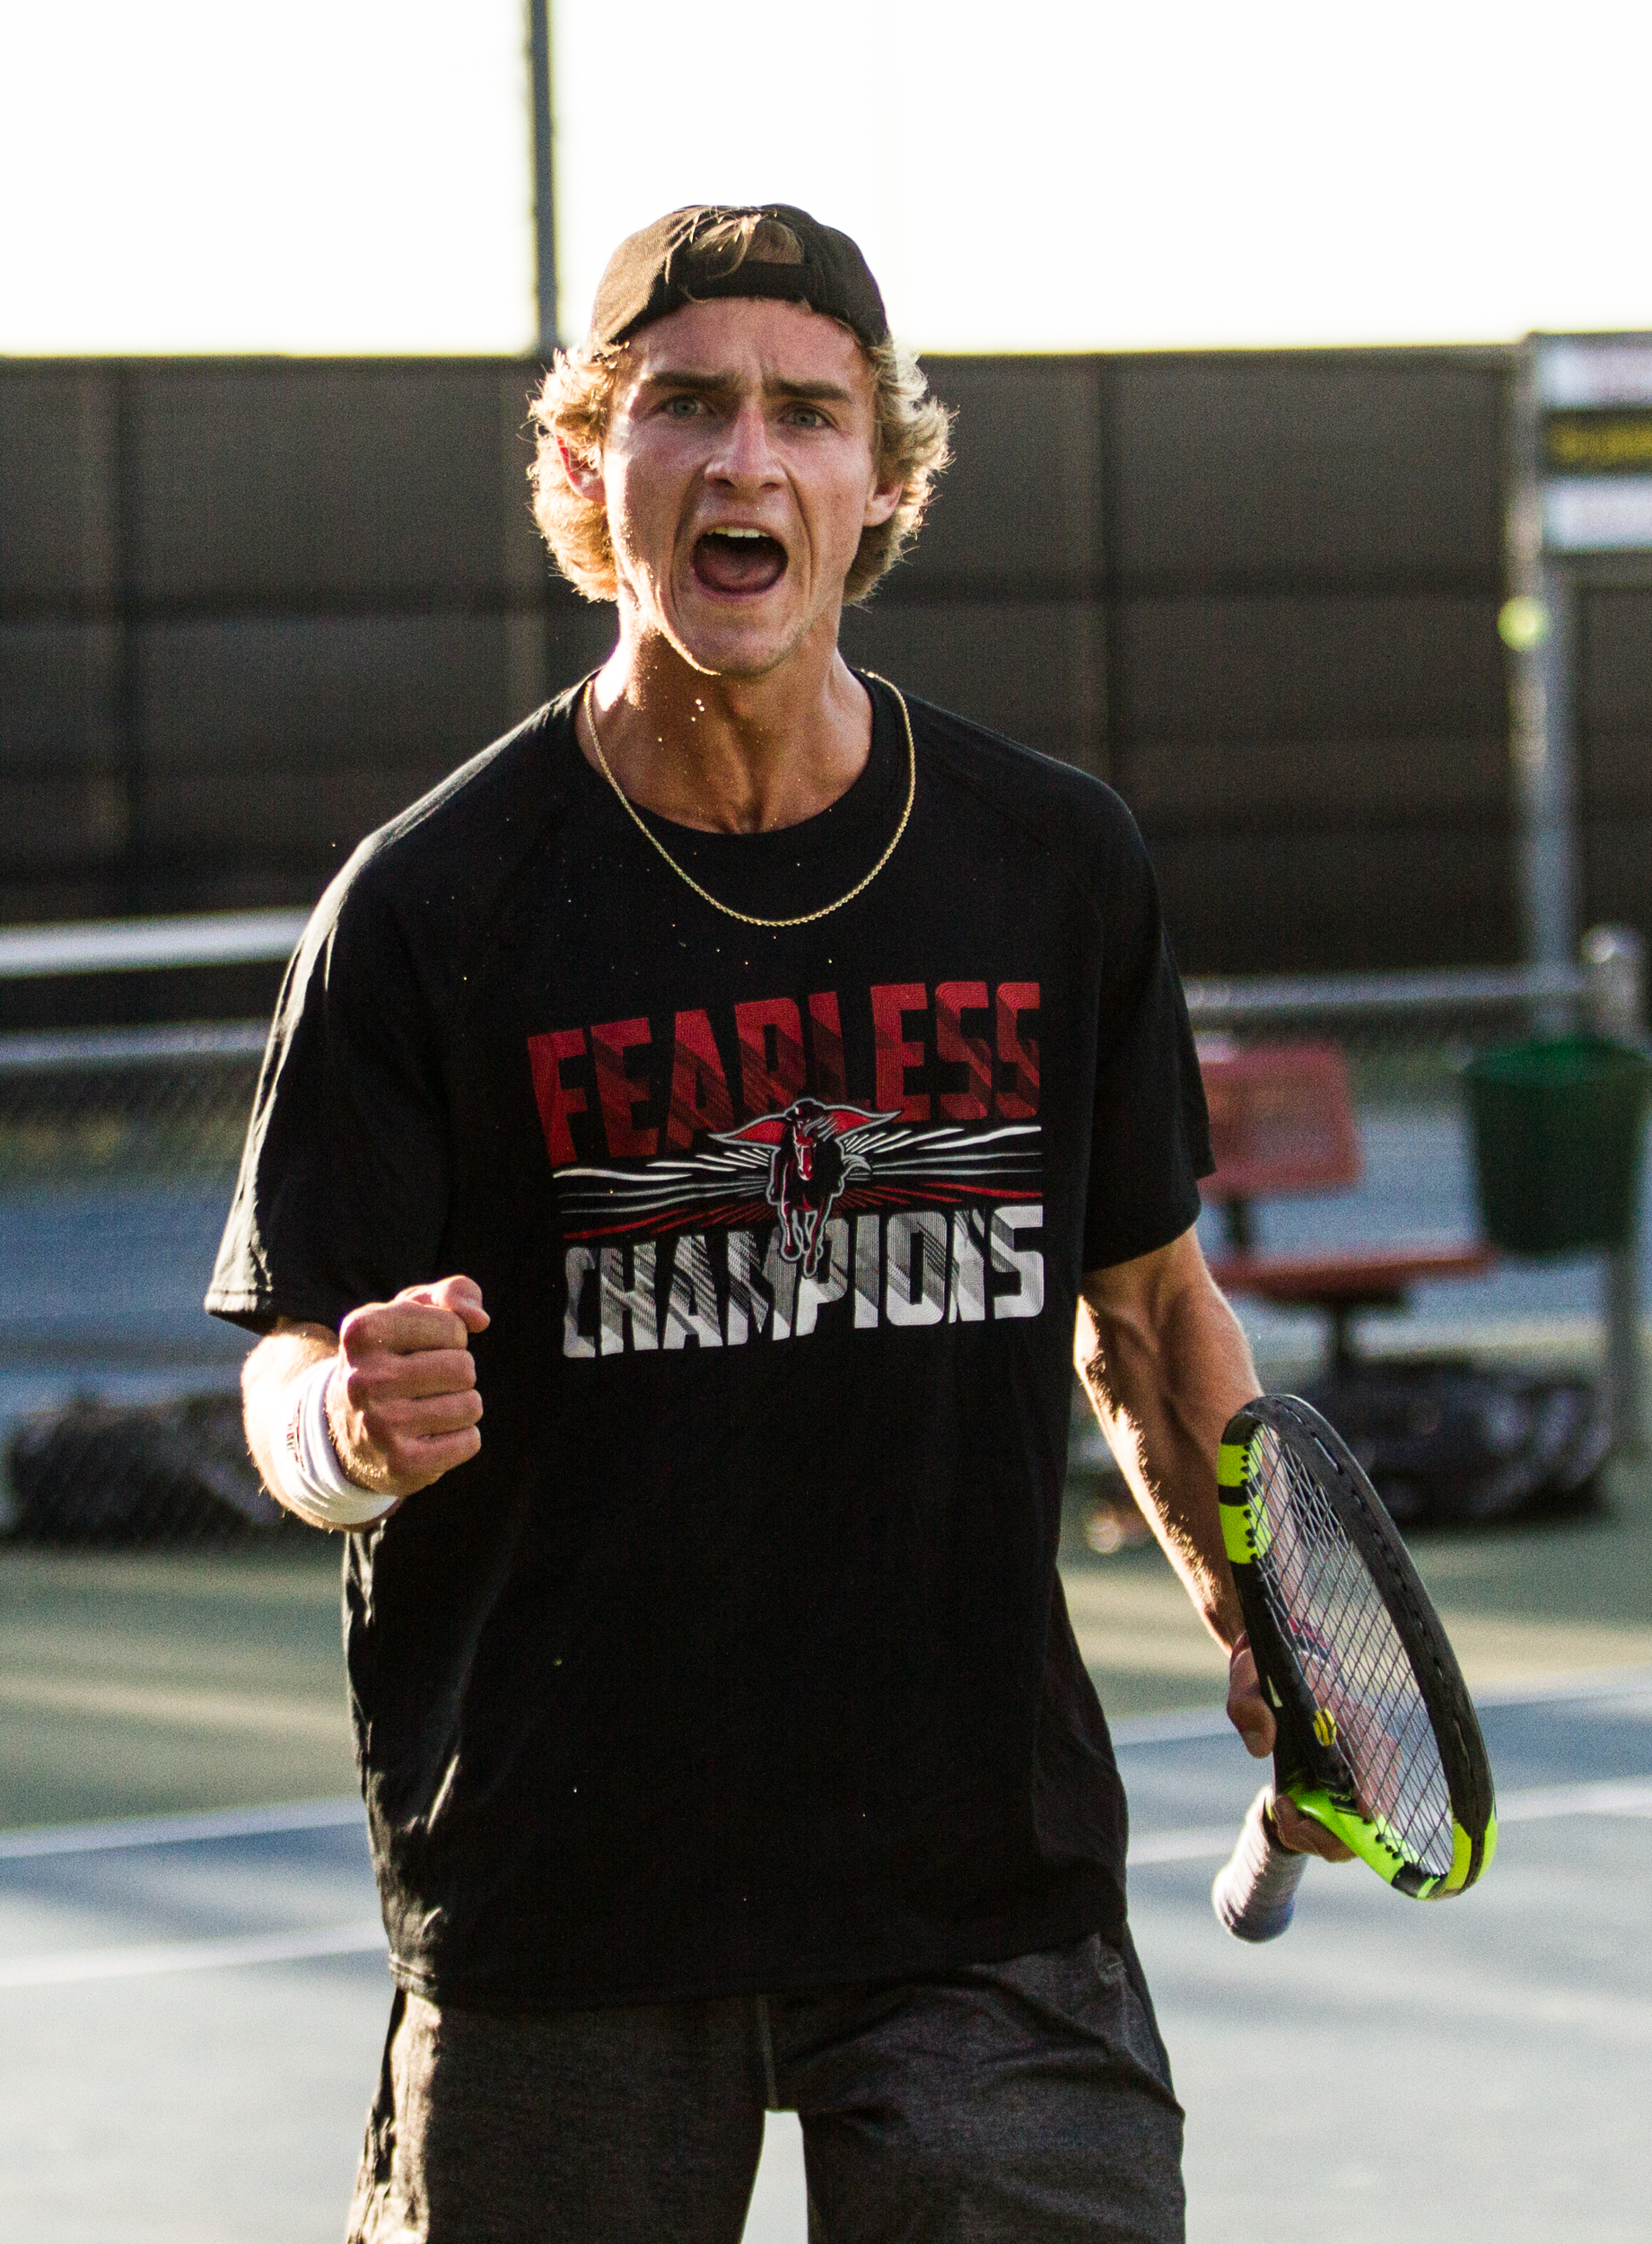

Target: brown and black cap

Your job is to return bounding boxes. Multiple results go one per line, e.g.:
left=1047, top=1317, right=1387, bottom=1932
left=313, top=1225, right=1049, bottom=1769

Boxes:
left=589, top=205, right=889, bottom=352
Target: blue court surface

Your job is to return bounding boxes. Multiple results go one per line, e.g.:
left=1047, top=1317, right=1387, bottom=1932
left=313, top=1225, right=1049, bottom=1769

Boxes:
left=2, top=1675, right=1647, bottom=2243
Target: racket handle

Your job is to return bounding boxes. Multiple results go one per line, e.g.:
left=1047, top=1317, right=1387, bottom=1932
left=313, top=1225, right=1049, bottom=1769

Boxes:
left=1211, top=1787, right=1309, bottom=1942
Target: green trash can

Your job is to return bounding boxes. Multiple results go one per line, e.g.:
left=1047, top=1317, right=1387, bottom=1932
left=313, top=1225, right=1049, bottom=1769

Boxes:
left=1465, top=1035, right=1652, bottom=1257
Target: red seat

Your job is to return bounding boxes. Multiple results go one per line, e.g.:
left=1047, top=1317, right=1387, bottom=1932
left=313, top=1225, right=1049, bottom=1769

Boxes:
left=1200, top=1041, right=1494, bottom=1365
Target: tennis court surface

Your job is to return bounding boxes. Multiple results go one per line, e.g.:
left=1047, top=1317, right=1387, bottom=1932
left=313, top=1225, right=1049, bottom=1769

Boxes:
left=4, top=1398, right=1649, bottom=2241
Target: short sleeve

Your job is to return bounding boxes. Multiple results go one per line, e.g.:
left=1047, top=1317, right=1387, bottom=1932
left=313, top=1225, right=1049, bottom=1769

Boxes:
left=205, top=872, right=452, bottom=1334
left=1080, top=809, right=1213, bottom=1272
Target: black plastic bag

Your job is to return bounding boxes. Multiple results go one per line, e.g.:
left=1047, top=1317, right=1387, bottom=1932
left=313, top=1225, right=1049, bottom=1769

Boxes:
left=5, top=1392, right=284, bottom=1546
left=1299, top=1359, right=1611, bottom=1528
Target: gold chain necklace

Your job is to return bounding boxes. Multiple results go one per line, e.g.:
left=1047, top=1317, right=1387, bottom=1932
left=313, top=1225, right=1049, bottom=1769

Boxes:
left=579, top=674, right=915, bottom=930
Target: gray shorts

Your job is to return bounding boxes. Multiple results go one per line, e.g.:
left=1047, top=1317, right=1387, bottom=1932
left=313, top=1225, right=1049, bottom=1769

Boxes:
left=345, top=1930, right=1184, bottom=2243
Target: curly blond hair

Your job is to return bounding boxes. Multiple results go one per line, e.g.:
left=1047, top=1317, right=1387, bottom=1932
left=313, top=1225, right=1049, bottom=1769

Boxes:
left=528, top=329, right=952, bottom=607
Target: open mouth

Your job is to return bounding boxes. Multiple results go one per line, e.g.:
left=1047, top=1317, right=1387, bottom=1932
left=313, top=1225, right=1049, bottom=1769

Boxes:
left=691, top=528, right=788, bottom=596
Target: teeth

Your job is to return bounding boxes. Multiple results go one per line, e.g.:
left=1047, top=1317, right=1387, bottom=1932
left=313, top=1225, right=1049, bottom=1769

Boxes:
left=712, top=527, right=766, bottom=539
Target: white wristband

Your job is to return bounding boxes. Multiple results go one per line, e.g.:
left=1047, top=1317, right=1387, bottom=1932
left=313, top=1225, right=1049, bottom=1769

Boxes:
left=275, top=1357, right=398, bottom=1530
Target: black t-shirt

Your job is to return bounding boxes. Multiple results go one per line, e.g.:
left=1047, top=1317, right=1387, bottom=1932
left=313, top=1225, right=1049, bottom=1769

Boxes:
left=207, top=675, right=1211, bottom=2012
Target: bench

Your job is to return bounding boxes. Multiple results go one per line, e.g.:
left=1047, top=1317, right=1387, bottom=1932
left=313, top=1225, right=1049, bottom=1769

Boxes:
left=1199, top=1040, right=1494, bottom=1368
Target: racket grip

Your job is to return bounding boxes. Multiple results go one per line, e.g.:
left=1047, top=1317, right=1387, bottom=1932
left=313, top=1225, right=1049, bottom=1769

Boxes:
left=1211, top=1787, right=1309, bottom=1942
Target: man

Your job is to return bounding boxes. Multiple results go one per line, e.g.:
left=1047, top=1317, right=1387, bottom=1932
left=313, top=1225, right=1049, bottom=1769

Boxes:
left=210, top=205, right=1342, bottom=2243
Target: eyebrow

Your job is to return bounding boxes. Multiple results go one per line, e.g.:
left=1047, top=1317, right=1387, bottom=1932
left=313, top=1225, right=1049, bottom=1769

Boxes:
left=636, top=368, right=858, bottom=407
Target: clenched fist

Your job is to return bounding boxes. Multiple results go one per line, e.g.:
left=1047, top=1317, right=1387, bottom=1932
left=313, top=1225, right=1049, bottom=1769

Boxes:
left=328, top=1275, right=490, bottom=1498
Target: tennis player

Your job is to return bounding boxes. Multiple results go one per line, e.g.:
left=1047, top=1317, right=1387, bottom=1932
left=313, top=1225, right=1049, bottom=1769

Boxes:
left=209, top=204, right=1343, bottom=2244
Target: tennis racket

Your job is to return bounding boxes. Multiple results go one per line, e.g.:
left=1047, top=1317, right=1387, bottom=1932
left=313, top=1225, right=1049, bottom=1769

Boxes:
left=1210, top=1393, right=1497, bottom=1942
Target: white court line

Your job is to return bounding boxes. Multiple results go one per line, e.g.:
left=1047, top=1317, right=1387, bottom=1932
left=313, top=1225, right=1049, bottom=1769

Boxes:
left=1110, top=1710, right=1235, bottom=1747
left=1128, top=1776, right=1652, bottom=1863
left=1, top=1670, right=1647, bottom=1860
left=13, top=1778, right=1644, bottom=1993
left=0, top=1671, right=348, bottom=1737
left=1129, top=1827, right=1243, bottom=1863
left=0, top=1922, right=387, bottom=1991
left=0, top=1798, right=364, bottom=1860
left=2, top=1782, right=1644, bottom=1992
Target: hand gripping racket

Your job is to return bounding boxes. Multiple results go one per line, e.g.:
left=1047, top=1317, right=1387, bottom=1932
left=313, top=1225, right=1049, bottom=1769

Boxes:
left=1210, top=1394, right=1497, bottom=1942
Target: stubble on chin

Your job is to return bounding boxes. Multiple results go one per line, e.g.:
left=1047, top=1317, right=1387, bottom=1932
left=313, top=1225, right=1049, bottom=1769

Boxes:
left=619, top=574, right=827, bottom=688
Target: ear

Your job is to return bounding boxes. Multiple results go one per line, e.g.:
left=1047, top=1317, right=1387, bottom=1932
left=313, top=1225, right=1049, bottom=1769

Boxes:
left=862, top=465, right=904, bottom=530
left=557, top=434, right=607, bottom=506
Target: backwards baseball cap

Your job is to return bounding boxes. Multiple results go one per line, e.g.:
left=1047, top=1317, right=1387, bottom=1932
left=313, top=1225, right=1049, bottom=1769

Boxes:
left=588, top=205, right=889, bottom=353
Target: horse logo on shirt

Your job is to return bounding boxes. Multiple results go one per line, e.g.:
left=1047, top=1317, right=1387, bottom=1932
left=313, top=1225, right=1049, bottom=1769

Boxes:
left=713, top=1098, right=897, bottom=1276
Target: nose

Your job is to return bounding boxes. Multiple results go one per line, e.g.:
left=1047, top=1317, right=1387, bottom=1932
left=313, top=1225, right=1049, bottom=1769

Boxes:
left=706, top=398, right=783, bottom=492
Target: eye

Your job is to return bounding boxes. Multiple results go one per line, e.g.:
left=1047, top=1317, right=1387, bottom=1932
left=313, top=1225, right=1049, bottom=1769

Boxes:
left=662, top=394, right=707, bottom=419
left=784, top=404, right=829, bottom=430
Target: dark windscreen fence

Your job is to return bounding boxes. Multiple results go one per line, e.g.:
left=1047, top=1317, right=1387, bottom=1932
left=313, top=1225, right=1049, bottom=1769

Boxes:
left=842, top=356, right=1106, bottom=774
left=0, top=359, right=615, bottom=963
left=4, top=346, right=1652, bottom=983
left=1580, top=583, right=1652, bottom=928
left=846, top=348, right=1523, bottom=977
left=1098, top=354, right=1513, bottom=977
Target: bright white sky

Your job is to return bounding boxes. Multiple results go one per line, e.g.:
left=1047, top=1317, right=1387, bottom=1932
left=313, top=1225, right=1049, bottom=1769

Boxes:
left=1, top=0, right=1649, bottom=355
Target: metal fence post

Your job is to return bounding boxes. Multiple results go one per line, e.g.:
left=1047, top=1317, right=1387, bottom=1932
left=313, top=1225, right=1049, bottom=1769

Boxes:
left=529, top=0, right=558, bottom=358
left=1506, top=340, right=1579, bottom=1037
left=1583, top=925, right=1648, bottom=1454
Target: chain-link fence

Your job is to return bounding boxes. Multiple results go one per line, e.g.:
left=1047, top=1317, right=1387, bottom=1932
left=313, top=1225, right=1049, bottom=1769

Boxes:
left=1061, top=935, right=1651, bottom=1550
left=0, top=1021, right=288, bottom=1544
left=2, top=925, right=1646, bottom=1552
left=1182, top=942, right=1647, bottom=1355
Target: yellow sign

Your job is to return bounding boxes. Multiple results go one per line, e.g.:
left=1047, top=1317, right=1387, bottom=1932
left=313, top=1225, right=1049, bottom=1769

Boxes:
left=1544, top=411, right=1652, bottom=474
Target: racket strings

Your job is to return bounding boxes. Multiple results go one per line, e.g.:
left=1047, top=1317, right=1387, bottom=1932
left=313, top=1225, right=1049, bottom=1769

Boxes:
left=1251, top=1432, right=1455, bottom=1876
left=1268, top=1452, right=1446, bottom=1855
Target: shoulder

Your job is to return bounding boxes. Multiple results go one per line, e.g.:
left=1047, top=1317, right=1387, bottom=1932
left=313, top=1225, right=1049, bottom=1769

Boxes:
left=307, top=691, right=577, bottom=942
left=895, top=686, right=1152, bottom=887
left=286, top=689, right=580, bottom=1014
left=343, top=691, right=575, bottom=904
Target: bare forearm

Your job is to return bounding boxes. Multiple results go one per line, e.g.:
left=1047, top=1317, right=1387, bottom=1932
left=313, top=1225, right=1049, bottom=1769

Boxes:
left=1078, top=1232, right=1352, bottom=1854
left=1076, top=1232, right=1259, bottom=1647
